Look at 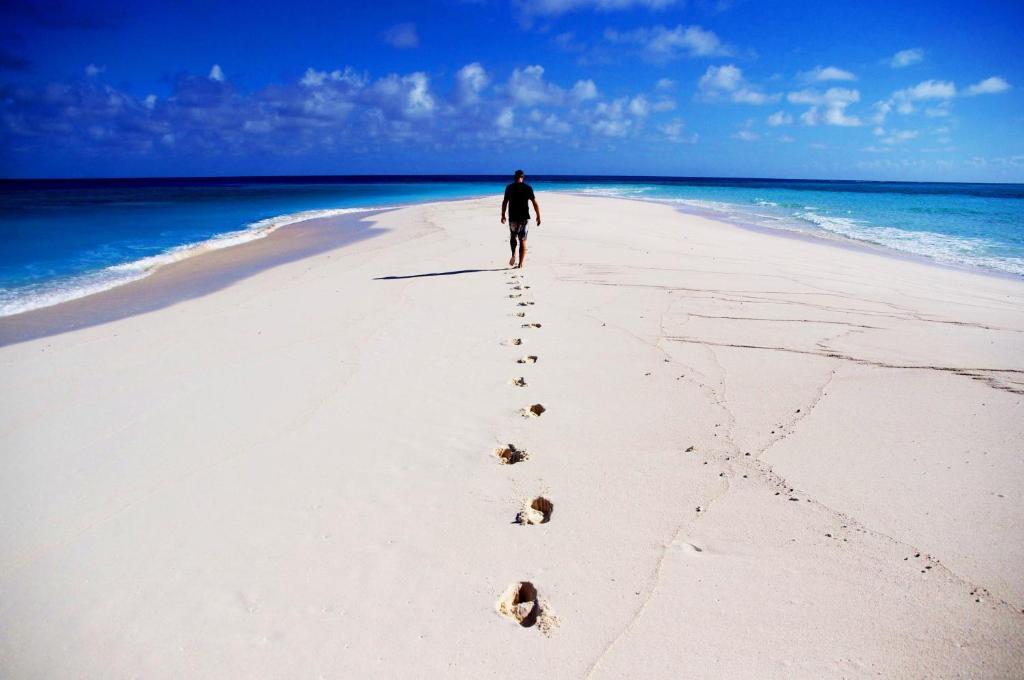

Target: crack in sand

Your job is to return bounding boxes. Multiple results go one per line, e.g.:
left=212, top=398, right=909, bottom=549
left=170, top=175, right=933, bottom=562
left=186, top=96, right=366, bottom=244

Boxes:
left=684, top=312, right=882, bottom=330
left=748, top=454, right=1024, bottom=613
left=566, top=278, right=1024, bottom=332
left=665, top=336, right=1024, bottom=394
left=584, top=478, right=730, bottom=680
left=571, top=270, right=1024, bottom=677
left=741, top=368, right=1023, bottom=613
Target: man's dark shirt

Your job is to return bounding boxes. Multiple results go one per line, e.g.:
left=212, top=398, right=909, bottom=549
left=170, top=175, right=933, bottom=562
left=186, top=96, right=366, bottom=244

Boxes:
left=504, top=182, right=535, bottom=223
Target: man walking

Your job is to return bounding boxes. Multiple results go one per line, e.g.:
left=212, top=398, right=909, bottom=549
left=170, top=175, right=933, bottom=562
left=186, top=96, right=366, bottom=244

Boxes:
left=501, top=169, right=541, bottom=268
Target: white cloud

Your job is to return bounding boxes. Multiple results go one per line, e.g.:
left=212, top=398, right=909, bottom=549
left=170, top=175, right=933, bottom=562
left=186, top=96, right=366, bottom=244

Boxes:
left=894, top=79, right=956, bottom=101
left=381, top=23, right=419, bottom=49
left=787, top=87, right=859, bottom=106
left=403, top=73, right=433, bottom=115
left=570, top=79, right=598, bottom=102
left=700, top=64, right=742, bottom=91
left=518, top=0, right=678, bottom=17
left=888, top=48, right=924, bottom=68
left=209, top=64, right=225, bottom=82
left=882, top=79, right=957, bottom=118
left=777, top=134, right=795, bottom=143
left=370, top=72, right=435, bottom=117
left=964, top=76, right=1010, bottom=96
left=801, top=106, right=862, bottom=126
left=592, top=118, right=630, bottom=137
left=496, top=107, right=515, bottom=131
left=301, top=68, right=329, bottom=87
left=455, top=63, right=489, bottom=104
left=699, top=65, right=776, bottom=105
left=659, top=117, right=696, bottom=143
left=652, top=97, right=676, bottom=111
left=541, top=113, right=571, bottom=135
left=736, top=89, right=774, bottom=104
left=605, top=24, right=731, bottom=61
left=659, top=118, right=683, bottom=137
left=730, top=118, right=759, bottom=141
left=505, top=65, right=563, bottom=105
left=655, top=77, right=676, bottom=91
left=789, top=87, right=862, bottom=126
left=629, top=95, right=650, bottom=116
left=590, top=98, right=636, bottom=137
left=870, top=100, right=892, bottom=125
left=767, top=110, right=792, bottom=126
left=800, top=65, right=856, bottom=83
left=881, top=129, right=918, bottom=144
left=85, top=63, right=105, bottom=77
left=300, top=67, right=365, bottom=89
left=4, top=58, right=734, bottom=161
left=822, top=106, right=862, bottom=126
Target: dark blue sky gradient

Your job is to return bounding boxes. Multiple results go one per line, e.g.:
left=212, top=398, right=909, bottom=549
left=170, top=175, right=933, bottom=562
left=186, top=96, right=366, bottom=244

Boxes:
left=1, top=0, right=1022, bottom=180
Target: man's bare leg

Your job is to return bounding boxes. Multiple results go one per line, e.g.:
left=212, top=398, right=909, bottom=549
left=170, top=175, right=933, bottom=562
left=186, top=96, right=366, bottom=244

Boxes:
left=517, top=239, right=526, bottom=268
left=509, top=230, right=517, bottom=267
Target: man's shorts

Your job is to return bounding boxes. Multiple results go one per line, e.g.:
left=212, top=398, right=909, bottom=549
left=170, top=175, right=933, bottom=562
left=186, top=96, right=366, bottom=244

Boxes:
left=510, top=221, right=529, bottom=239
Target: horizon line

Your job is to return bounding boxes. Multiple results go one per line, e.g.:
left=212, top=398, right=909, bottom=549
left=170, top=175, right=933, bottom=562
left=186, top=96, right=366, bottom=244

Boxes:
left=2, top=173, right=1021, bottom=187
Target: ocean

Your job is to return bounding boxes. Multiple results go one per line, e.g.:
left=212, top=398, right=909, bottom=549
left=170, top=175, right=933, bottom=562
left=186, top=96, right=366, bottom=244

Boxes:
left=1, top=175, right=1022, bottom=317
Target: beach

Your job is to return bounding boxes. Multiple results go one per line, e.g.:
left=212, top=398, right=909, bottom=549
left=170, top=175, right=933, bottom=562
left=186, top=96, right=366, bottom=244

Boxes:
left=1, top=192, right=1022, bottom=677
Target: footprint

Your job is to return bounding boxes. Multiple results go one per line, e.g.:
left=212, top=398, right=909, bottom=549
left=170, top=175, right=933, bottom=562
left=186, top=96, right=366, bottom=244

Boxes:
left=496, top=582, right=558, bottom=634
left=503, top=338, right=523, bottom=346
left=514, top=312, right=526, bottom=317
left=517, top=355, right=538, bottom=364
left=517, top=302, right=535, bottom=307
left=511, top=377, right=527, bottom=387
left=496, top=444, right=528, bottom=464
left=509, top=294, right=522, bottom=299
left=522, top=323, right=542, bottom=329
left=511, top=285, right=522, bottom=290
left=675, top=541, right=704, bottom=554
left=516, top=497, right=554, bottom=525
left=521, top=404, right=546, bottom=418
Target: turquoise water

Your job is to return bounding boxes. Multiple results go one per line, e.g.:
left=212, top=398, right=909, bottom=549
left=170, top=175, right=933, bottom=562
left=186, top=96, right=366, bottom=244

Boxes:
left=572, top=180, right=1024, bottom=276
left=0, top=176, right=1021, bottom=316
left=0, top=179, right=494, bottom=316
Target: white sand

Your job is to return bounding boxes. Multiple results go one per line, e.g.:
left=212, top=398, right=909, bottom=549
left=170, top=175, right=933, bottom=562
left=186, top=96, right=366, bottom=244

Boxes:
left=1, top=194, right=1022, bottom=678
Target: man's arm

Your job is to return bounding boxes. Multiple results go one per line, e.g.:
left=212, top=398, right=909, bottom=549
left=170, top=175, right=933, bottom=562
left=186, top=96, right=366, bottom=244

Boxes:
left=531, top=198, right=541, bottom=225
left=501, top=195, right=509, bottom=224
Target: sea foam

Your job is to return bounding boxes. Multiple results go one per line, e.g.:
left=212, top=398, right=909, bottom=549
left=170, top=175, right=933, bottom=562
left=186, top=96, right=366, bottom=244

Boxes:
left=573, top=184, right=1024, bottom=277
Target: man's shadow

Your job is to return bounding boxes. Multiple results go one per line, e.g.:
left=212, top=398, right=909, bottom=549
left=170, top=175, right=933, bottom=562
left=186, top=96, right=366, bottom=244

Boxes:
left=374, top=268, right=507, bottom=280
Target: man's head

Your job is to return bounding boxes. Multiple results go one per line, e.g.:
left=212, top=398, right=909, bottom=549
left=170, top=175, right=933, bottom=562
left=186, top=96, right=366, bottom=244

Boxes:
left=514, top=169, right=525, bottom=183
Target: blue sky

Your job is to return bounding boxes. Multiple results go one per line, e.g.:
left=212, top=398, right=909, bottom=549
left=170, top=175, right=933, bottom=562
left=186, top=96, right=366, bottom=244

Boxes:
left=1, top=0, right=1022, bottom=181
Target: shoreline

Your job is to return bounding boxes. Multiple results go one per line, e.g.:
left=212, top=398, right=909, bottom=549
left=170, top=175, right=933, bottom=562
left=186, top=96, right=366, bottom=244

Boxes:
left=0, top=208, right=392, bottom=346
left=569, top=190, right=1024, bottom=282
left=3, top=188, right=1021, bottom=347
left=1, top=193, right=1022, bottom=677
